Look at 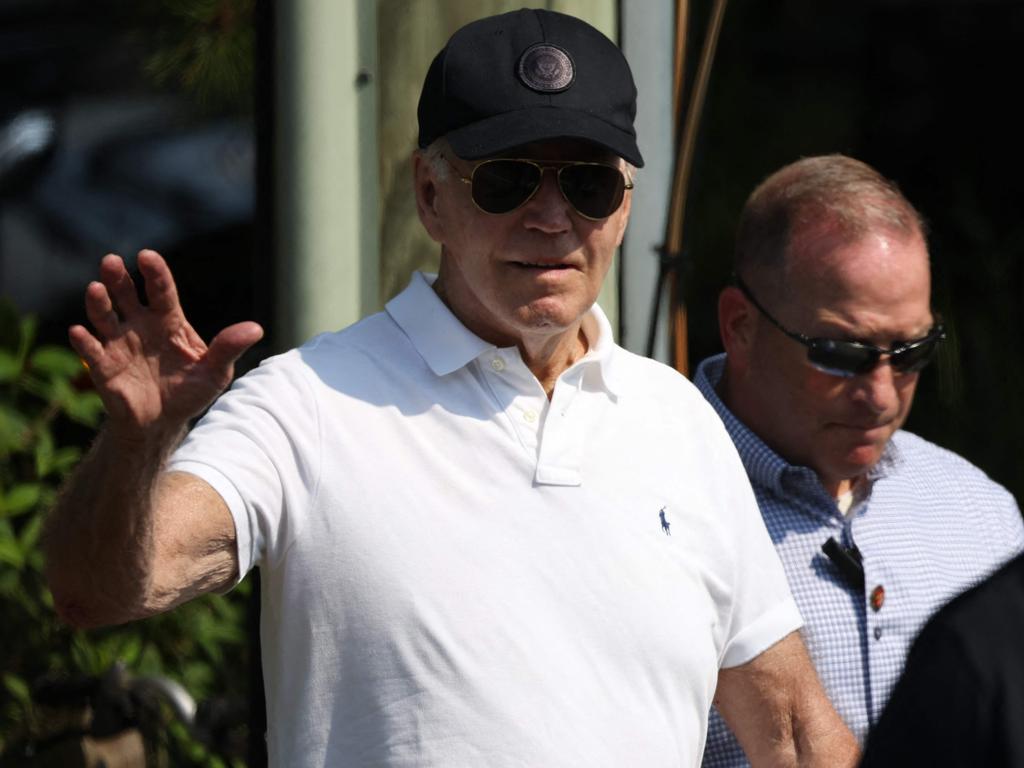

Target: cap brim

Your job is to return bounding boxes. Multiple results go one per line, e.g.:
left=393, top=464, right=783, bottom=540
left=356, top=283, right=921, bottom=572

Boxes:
left=445, top=106, right=644, bottom=168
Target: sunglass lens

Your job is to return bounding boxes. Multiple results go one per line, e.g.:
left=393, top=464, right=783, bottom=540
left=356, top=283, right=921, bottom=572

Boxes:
left=808, top=340, right=877, bottom=377
left=471, top=160, right=541, bottom=214
left=891, top=337, right=940, bottom=373
left=559, top=164, right=625, bottom=219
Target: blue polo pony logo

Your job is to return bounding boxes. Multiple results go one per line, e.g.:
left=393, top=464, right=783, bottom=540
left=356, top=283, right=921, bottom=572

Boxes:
left=659, top=507, right=671, bottom=536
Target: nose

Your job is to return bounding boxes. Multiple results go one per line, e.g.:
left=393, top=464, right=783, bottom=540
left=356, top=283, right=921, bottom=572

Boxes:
left=849, top=359, right=900, bottom=415
left=520, top=168, right=572, bottom=233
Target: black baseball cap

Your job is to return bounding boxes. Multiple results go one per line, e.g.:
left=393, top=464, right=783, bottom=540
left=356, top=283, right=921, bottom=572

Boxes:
left=417, top=9, right=644, bottom=167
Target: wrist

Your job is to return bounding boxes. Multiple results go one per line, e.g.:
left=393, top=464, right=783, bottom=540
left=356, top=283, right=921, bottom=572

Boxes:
left=101, top=419, right=188, bottom=462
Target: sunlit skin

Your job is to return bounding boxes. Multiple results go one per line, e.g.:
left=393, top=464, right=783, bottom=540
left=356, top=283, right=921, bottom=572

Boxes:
left=719, top=225, right=933, bottom=498
left=413, top=139, right=632, bottom=396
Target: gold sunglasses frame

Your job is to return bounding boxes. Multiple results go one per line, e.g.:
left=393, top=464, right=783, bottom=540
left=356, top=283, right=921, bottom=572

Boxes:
left=444, top=155, right=634, bottom=221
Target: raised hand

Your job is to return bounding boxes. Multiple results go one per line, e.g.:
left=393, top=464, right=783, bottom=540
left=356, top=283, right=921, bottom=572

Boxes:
left=69, top=249, right=264, bottom=438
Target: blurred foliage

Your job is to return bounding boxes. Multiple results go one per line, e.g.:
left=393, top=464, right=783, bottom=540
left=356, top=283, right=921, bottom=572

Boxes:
left=0, top=300, right=251, bottom=767
left=138, top=0, right=255, bottom=113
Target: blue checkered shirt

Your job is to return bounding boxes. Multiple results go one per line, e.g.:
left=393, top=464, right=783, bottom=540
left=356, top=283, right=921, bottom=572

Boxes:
left=695, top=354, right=1024, bottom=767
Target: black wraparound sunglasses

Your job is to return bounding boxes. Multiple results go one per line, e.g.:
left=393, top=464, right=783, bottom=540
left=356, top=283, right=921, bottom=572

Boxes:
left=444, top=155, right=634, bottom=220
left=734, top=274, right=945, bottom=378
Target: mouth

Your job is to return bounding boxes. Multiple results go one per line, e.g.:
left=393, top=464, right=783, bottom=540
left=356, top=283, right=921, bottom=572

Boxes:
left=832, top=421, right=893, bottom=440
left=510, top=261, right=576, bottom=270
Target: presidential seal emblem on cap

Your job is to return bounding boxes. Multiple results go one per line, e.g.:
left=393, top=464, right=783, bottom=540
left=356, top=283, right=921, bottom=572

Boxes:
left=517, top=43, right=575, bottom=93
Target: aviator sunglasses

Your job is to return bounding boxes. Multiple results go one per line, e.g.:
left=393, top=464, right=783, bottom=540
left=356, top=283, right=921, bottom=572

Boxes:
left=445, top=155, right=634, bottom=220
left=734, top=274, right=945, bottom=378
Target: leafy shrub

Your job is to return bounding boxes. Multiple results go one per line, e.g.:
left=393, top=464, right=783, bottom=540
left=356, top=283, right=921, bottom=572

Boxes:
left=0, top=301, right=253, bottom=767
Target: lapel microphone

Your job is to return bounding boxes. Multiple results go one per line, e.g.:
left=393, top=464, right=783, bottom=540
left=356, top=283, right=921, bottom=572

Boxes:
left=822, top=536, right=865, bottom=591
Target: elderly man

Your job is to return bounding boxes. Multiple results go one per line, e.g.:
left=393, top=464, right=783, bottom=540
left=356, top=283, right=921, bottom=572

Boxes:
left=697, top=154, right=1024, bottom=767
left=46, top=10, right=855, bottom=766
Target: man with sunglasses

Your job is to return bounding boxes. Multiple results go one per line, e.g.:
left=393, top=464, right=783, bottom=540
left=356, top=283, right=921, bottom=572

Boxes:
left=697, top=154, right=1024, bottom=768
left=46, top=9, right=858, bottom=766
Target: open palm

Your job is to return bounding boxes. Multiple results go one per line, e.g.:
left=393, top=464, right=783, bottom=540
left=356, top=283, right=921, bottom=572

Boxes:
left=69, top=249, right=264, bottom=437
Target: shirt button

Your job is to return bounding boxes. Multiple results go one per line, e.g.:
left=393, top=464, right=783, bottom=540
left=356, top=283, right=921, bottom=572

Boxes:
left=870, top=585, right=885, bottom=612
left=873, top=626, right=883, bottom=641
left=490, top=357, right=505, bottom=372
left=523, top=409, right=538, bottom=423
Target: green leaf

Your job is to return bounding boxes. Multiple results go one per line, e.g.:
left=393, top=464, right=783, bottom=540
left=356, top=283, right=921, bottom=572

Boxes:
left=2, top=484, right=42, bottom=518
left=0, top=404, right=30, bottom=454
left=35, top=429, right=56, bottom=477
left=19, top=514, right=43, bottom=552
left=0, top=568, right=19, bottom=596
left=70, top=634, right=103, bottom=676
left=16, top=315, right=37, bottom=367
left=30, top=346, right=85, bottom=379
left=0, top=535, right=24, bottom=568
left=63, top=390, right=105, bottom=427
left=116, top=634, right=143, bottom=666
left=52, top=446, right=83, bottom=475
left=0, top=350, right=20, bottom=383
left=2, top=673, right=31, bottom=706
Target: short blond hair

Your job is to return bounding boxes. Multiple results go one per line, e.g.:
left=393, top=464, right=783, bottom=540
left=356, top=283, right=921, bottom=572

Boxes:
left=735, top=154, right=927, bottom=284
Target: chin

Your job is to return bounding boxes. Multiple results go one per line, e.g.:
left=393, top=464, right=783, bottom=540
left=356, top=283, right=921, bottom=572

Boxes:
left=836, top=447, right=886, bottom=477
left=515, top=301, right=585, bottom=331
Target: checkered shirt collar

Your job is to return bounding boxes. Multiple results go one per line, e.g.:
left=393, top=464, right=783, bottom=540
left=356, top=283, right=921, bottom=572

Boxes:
left=693, top=353, right=905, bottom=498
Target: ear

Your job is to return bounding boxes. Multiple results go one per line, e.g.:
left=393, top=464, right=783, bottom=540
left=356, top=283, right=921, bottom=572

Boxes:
left=718, top=284, right=757, bottom=366
left=413, top=151, right=445, bottom=244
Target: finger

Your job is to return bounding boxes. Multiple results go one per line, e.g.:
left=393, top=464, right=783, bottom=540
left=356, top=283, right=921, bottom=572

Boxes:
left=84, top=281, right=121, bottom=341
left=136, top=249, right=183, bottom=315
left=68, top=325, right=106, bottom=371
left=99, top=253, right=142, bottom=318
left=203, top=322, right=265, bottom=379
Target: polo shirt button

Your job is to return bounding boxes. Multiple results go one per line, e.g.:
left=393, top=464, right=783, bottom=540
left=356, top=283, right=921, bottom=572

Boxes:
left=874, top=626, right=883, bottom=640
left=490, top=357, right=505, bottom=372
left=870, top=585, right=885, bottom=612
left=523, top=409, right=538, bottom=423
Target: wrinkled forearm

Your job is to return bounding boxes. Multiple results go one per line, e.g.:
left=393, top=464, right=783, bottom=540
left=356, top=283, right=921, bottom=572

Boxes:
left=44, top=423, right=186, bottom=628
left=792, top=707, right=859, bottom=768
left=717, top=632, right=860, bottom=768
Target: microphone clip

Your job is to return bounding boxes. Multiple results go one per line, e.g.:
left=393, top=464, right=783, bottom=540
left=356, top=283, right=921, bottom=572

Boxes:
left=822, top=536, right=865, bottom=591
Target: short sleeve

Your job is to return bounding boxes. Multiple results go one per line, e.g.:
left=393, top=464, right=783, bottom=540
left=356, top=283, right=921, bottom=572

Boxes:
left=168, top=351, right=321, bottom=579
left=701, top=405, right=803, bottom=669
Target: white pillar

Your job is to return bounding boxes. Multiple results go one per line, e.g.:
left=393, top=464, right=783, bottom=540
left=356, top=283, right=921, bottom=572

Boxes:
left=619, top=0, right=674, bottom=361
left=274, top=0, right=380, bottom=348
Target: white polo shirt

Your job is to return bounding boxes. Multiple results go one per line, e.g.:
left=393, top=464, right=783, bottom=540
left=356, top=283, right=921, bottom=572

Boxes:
left=170, top=272, right=800, bottom=768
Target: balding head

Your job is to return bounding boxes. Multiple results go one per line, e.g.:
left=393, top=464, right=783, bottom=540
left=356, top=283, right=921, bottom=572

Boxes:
left=735, top=155, right=927, bottom=297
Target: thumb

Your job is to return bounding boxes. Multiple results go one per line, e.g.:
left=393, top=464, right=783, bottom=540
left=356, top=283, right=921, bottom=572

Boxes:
left=203, top=321, right=265, bottom=381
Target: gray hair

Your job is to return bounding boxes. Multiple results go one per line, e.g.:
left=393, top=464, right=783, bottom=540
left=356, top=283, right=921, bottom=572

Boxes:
left=421, top=137, right=450, bottom=181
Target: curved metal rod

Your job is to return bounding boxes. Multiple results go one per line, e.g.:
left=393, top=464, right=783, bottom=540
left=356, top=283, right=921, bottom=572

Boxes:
left=647, top=0, right=730, bottom=374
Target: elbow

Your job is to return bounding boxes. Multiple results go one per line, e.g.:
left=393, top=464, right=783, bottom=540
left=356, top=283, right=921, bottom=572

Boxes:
left=47, top=570, right=111, bottom=630
left=50, top=587, right=146, bottom=630
left=51, top=593, right=106, bottom=630
left=46, top=564, right=140, bottom=630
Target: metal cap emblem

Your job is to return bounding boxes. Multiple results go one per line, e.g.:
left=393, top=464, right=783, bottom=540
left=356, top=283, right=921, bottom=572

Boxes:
left=517, top=44, right=575, bottom=93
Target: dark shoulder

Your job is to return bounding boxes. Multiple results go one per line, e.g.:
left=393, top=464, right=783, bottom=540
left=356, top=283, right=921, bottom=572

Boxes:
left=925, top=552, right=1024, bottom=650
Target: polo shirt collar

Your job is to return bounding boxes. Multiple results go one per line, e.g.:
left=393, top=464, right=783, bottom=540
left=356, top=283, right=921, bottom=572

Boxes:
left=385, top=271, right=493, bottom=376
left=386, top=271, right=622, bottom=397
left=578, top=303, right=623, bottom=399
left=693, top=353, right=905, bottom=495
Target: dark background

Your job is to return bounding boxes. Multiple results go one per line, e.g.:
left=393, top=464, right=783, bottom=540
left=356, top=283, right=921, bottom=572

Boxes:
left=0, top=0, right=269, bottom=365
left=683, top=0, right=1024, bottom=505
